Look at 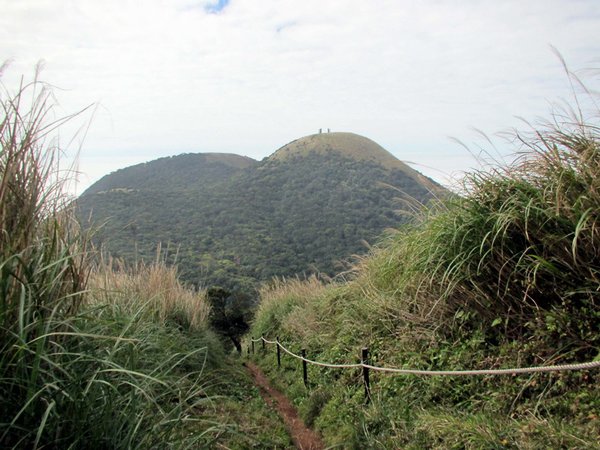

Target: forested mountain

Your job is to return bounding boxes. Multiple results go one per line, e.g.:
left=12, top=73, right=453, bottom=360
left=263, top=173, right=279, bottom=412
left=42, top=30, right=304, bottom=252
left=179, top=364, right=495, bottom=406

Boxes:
left=77, top=132, right=443, bottom=291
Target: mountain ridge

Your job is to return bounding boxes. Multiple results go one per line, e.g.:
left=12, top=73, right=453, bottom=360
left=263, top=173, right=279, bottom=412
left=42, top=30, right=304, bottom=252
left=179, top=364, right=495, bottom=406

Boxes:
left=83, top=152, right=257, bottom=195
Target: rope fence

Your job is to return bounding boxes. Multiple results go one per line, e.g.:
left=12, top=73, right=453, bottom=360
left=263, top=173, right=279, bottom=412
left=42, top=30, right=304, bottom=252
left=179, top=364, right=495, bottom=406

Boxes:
left=249, top=336, right=600, bottom=402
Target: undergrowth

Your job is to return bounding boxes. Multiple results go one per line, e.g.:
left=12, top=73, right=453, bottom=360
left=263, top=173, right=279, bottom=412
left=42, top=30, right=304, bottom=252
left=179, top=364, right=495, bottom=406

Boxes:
left=249, top=68, right=600, bottom=448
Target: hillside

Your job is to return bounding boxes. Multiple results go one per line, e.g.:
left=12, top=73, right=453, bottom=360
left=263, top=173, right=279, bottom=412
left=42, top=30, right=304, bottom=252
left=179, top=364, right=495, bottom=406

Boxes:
left=249, top=108, right=600, bottom=447
left=77, top=132, right=443, bottom=291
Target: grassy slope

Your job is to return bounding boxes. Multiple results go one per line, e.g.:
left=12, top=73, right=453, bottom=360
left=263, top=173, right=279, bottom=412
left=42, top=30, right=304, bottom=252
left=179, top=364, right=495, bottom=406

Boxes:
left=249, top=102, right=600, bottom=448
left=271, top=132, right=409, bottom=168
left=51, top=260, right=292, bottom=449
left=270, top=131, right=440, bottom=192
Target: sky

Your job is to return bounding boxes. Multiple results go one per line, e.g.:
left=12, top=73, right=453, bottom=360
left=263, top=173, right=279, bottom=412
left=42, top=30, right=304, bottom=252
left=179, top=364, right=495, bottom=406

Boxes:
left=1, top=0, right=599, bottom=194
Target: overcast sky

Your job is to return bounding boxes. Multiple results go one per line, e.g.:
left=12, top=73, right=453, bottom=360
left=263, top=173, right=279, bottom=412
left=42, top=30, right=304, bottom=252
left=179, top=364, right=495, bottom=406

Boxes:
left=1, top=0, right=599, bottom=194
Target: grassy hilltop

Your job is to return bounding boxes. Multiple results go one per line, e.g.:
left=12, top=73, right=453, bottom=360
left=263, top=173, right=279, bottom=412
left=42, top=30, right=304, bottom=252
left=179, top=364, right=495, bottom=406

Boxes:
left=249, top=92, right=600, bottom=447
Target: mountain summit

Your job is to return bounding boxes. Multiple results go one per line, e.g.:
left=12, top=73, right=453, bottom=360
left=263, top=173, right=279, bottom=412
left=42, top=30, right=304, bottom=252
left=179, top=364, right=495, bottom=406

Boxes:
left=78, top=132, right=444, bottom=290
left=270, top=131, right=438, bottom=190
left=272, top=132, right=408, bottom=168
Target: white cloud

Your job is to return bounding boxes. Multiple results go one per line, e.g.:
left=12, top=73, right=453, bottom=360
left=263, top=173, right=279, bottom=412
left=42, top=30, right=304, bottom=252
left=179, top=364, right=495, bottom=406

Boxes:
left=1, top=0, right=599, bottom=193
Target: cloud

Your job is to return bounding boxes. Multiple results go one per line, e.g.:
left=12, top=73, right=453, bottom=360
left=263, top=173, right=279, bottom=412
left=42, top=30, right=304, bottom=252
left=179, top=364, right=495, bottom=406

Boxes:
left=204, top=0, right=230, bottom=14
left=1, top=0, right=599, bottom=193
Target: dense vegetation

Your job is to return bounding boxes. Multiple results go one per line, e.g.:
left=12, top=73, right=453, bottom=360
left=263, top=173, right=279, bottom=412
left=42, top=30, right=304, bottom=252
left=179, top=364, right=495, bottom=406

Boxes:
left=249, top=87, right=600, bottom=447
left=10, top=62, right=597, bottom=449
left=77, top=133, right=442, bottom=292
left=0, top=74, right=290, bottom=449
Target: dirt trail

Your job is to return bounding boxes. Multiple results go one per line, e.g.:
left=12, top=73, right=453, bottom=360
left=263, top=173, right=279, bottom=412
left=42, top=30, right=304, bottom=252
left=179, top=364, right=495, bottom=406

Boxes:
left=245, top=362, right=324, bottom=450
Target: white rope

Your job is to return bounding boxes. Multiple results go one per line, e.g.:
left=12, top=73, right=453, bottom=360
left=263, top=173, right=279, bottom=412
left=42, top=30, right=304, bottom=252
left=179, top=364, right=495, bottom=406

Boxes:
left=277, top=340, right=362, bottom=369
left=361, top=360, right=600, bottom=376
left=253, top=336, right=600, bottom=376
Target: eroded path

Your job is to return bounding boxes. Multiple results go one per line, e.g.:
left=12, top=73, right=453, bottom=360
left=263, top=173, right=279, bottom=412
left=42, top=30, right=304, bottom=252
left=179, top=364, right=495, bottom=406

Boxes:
left=245, top=362, right=324, bottom=450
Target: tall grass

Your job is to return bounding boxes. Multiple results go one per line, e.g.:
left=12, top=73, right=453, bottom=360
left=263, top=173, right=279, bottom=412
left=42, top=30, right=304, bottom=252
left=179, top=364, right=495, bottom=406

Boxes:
left=339, top=91, right=600, bottom=359
left=0, top=70, right=91, bottom=447
left=90, top=253, right=210, bottom=332
left=249, top=70, right=600, bottom=448
left=253, top=276, right=329, bottom=342
left=0, top=70, right=87, bottom=331
left=0, top=71, right=223, bottom=448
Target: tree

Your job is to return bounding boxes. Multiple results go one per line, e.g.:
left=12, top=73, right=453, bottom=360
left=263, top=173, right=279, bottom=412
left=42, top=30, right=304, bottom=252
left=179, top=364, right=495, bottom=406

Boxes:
left=206, top=286, right=252, bottom=353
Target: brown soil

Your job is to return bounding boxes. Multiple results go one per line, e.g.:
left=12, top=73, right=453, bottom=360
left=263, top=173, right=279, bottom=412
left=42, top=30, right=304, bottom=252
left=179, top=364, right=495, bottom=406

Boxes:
left=245, top=362, right=324, bottom=450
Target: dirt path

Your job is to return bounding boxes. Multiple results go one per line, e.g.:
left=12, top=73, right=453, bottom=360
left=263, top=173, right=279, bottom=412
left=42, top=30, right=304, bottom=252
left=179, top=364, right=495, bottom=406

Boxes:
left=245, top=362, right=324, bottom=450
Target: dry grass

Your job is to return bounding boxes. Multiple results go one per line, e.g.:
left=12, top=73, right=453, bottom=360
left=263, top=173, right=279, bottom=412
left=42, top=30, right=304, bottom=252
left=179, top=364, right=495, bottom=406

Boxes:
left=257, top=275, right=327, bottom=314
left=252, top=276, right=329, bottom=343
left=89, top=253, right=210, bottom=331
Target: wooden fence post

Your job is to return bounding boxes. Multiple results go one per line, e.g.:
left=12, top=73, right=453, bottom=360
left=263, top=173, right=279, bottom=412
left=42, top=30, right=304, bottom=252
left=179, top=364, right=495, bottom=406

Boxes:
left=276, top=337, right=281, bottom=368
left=362, top=347, right=371, bottom=404
left=262, top=338, right=265, bottom=351
left=302, top=348, right=308, bottom=387
left=252, top=339, right=255, bottom=354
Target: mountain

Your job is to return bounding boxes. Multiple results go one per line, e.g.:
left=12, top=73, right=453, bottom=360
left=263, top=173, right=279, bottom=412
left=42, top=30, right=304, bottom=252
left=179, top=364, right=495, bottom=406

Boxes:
left=272, top=132, right=426, bottom=179
left=84, top=152, right=257, bottom=194
left=77, top=132, right=445, bottom=292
